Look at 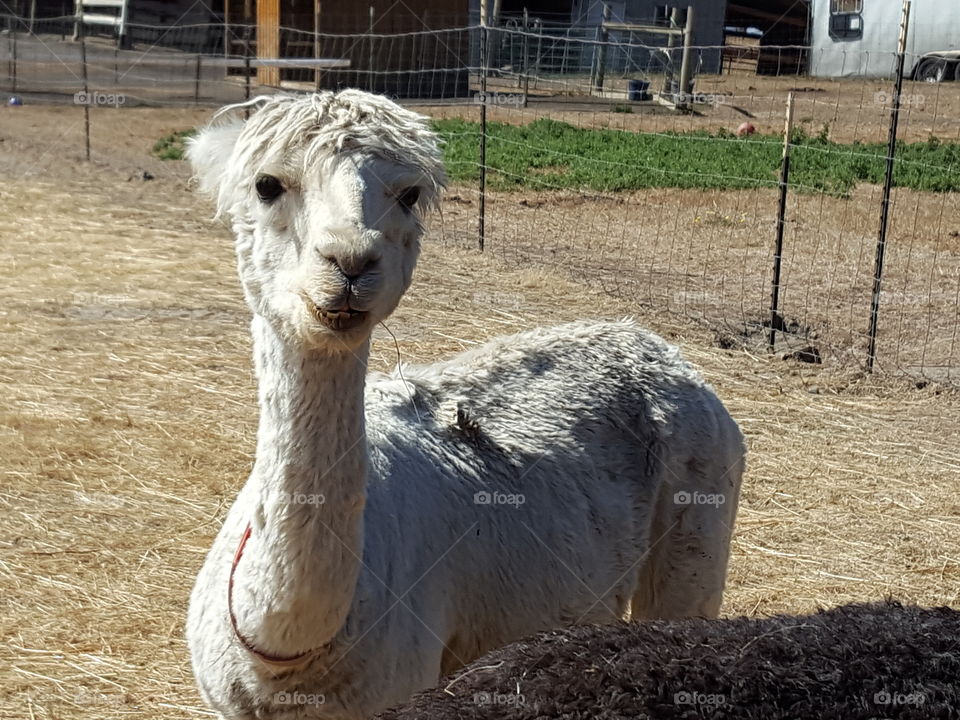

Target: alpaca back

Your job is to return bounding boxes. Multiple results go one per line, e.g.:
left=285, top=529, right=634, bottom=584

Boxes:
left=355, top=320, right=743, bottom=681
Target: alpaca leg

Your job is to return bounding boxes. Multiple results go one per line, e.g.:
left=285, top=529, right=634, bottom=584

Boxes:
left=632, top=416, right=744, bottom=620
left=632, top=496, right=737, bottom=619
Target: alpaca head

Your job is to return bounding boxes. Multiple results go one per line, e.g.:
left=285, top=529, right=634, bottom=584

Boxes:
left=188, top=90, right=446, bottom=353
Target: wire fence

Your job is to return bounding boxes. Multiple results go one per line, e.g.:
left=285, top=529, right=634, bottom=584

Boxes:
left=2, top=11, right=959, bottom=384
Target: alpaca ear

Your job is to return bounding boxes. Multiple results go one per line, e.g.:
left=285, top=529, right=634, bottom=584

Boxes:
left=186, top=119, right=244, bottom=200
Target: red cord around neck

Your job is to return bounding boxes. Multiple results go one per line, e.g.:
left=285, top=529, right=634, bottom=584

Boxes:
left=227, top=522, right=316, bottom=667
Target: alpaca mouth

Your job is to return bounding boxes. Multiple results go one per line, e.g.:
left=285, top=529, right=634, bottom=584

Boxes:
left=314, top=305, right=369, bottom=332
left=300, top=291, right=370, bottom=333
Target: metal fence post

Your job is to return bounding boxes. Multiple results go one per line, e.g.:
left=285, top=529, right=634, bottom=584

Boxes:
left=518, top=8, right=527, bottom=89
left=194, top=54, right=202, bottom=103
left=866, top=0, right=911, bottom=373
left=241, top=2, right=253, bottom=114
left=478, top=0, right=488, bottom=251
left=661, top=7, right=680, bottom=99
left=531, top=17, right=541, bottom=90
left=367, top=6, right=374, bottom=93
left=10, top=24, right=17, bottom=93
left=678, top=5, right=695, bottom=110
left=521, top=10, right=531, bottom=106
left=769, top=92, right=796, bottom=351
left=78, top=4, right=91, bottom=161
left=593, top=3, right=609, bottom=94
left=313, top=0, right=321, bottom=92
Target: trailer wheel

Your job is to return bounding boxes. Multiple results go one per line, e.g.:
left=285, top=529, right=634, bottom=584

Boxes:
left=916, top=57, right=949, bottom=83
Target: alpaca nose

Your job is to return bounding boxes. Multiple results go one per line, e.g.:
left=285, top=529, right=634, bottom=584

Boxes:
left=323, top=252, right=379, bottom=281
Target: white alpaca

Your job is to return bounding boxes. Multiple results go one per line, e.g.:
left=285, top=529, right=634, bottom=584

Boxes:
left=186, top=90, right=745, bottom=720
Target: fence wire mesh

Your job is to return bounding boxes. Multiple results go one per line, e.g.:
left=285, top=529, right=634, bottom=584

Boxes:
left=2, top=13, right=959, bottom=383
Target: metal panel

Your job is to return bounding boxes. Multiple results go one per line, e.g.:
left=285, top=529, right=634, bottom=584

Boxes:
left=810, top=0, right=960, bottom=77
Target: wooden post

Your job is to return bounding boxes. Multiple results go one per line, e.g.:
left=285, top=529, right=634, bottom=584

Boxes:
left=866, top=0, right=911, bottom=373
left=769, top=92, right=796, bottom=351
left=678, top=6, right=695, bottom=109
left=593, top=3, right=610, bottom=94
left=257, top=0, right=280, bottom=87
left=662, top=6, right=680, bottom=98
left=478, top=0, right=488, bottom=251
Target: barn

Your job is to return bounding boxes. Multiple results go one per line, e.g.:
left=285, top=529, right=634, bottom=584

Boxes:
left=225, top=0, right=471, bottom=97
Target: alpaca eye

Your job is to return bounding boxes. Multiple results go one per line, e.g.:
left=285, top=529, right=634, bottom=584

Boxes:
left=255, top=174, right=284, bottom=203
left=397, top=187, right=420, bottom=212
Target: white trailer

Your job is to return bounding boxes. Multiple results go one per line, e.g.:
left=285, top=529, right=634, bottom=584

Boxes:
left=808, top=0, right=960, bottom=80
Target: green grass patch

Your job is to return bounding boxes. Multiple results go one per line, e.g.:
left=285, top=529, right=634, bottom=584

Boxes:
left=434, top=118, right=960, bottom=196
left=152, top=120, right=960, bottom=196
left=152, top=129, right=195, bottom=161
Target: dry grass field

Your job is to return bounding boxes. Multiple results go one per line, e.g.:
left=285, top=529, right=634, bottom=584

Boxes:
left=1, top=103, right=959, bottom=720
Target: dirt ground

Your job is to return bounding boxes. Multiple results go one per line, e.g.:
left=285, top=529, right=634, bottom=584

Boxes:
left=1, top=105, right=959, bottom=720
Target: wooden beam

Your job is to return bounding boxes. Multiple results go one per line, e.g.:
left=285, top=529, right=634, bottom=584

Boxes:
left=257, top=0, right=281, bottom=87
left=603, top=20, right=684, bottom=36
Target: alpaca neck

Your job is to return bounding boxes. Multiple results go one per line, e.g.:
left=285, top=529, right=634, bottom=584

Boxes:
left=233, top=314, right=368, bottom=655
